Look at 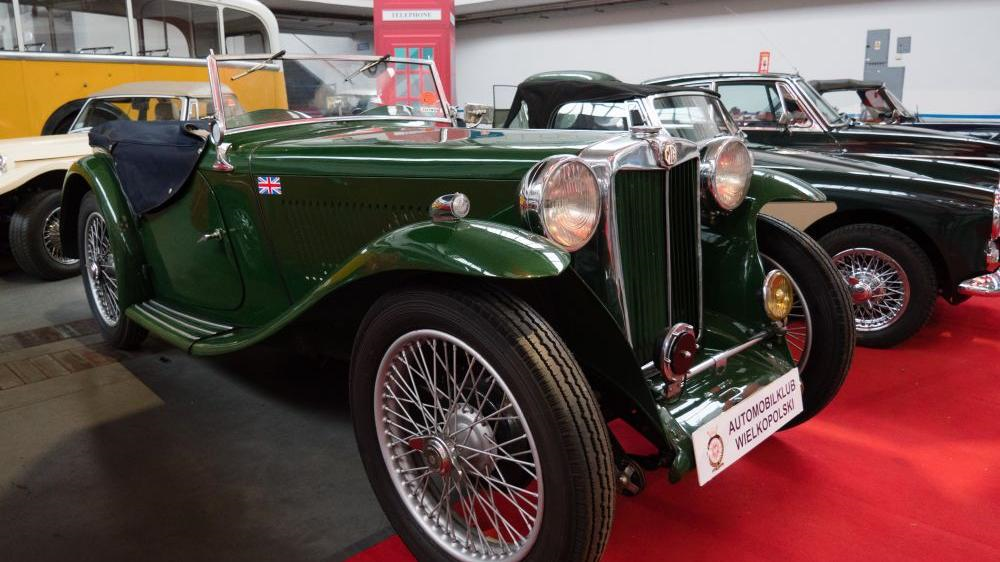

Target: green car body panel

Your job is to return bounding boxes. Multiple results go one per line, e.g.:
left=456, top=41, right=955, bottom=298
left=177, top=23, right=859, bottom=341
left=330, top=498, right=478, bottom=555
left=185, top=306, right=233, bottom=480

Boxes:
left=749, top=145, right=997, bottom=296
left=646, top=72, right=1000, bottom=187
left=554, top=70, right=1000, bottom=297
left=61, top=119, right=797, bottom=481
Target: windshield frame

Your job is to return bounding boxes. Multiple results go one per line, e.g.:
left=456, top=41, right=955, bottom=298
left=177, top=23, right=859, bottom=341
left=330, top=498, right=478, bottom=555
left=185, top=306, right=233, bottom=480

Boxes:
left=643, top=91, right=740, bottom=142
left=792, top=77, right=848, bottom=127
left=869, top=85, right=914, bottom=119
left=207, top=52, right=454, bottom=137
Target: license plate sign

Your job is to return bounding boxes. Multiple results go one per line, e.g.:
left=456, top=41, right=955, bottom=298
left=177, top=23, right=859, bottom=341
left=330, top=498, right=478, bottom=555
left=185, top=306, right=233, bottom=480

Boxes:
left=691, top=368, right=803, bottom=485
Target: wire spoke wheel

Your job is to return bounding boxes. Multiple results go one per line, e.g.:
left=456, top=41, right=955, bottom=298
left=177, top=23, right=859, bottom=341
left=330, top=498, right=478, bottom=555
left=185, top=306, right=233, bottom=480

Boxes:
left=42, top=207, right=77, bottom=265
left=84, top=212, right=120, bottom=326
left=763, top=254, right=812, bottom=369
left=375, top=329, right=542, bottom=561
left=832, top=248, right=910, bottom=332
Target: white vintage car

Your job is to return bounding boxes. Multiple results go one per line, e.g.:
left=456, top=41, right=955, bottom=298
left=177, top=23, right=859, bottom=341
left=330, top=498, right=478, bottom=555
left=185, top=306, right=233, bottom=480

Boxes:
left=0, top=82, right=237, bottom=279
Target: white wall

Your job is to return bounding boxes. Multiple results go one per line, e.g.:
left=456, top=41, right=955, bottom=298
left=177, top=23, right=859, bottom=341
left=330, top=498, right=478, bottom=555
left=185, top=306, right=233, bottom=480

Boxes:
left=454, top=0, right=1000, bottom=117
left=281, top=32, right=374, bottom=55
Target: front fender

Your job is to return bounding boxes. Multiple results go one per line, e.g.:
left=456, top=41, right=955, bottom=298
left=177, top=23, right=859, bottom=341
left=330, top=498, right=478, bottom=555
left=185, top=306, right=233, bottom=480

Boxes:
left=191, top=219, right=570, bottom=355
left=327, top=219, right=571, bottom=284
left=0, top=157, right=77, bottom=197
left=61, top=154, right=149, bottom=308
left=750, top=167, right=836, bottom=230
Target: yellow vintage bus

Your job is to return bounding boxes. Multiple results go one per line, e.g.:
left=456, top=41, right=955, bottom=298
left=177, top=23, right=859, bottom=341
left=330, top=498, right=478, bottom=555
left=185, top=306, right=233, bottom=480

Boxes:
left=0, top=0, right=281, bottom=138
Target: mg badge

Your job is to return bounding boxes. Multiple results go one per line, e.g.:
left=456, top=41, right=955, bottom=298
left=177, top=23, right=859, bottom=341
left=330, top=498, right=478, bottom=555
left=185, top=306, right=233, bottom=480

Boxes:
left=662, top=143, right=678, bottom=167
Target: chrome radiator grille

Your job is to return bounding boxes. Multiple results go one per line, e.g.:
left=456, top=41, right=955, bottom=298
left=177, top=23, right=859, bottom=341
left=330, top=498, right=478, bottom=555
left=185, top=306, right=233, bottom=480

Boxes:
left=666, top=159, right=702, bottom=334
left=613, top=159, right=701, bottom=360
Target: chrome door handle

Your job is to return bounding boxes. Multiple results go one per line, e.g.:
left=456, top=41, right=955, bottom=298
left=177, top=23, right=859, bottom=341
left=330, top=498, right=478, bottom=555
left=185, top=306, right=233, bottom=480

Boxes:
left=197, top=228, right=224, bottom=243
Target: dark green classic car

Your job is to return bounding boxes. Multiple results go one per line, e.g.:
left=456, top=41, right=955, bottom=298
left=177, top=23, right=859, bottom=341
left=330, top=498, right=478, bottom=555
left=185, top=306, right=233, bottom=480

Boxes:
left=645, top=72, right=1000, bottom=188
left=640, top=73, right=1000, bottom=346
left=809, top=79, right=1000, bottom=141
left=59, top=54, right=843, bottom=561
left=497, top=77, right=855, bottom=389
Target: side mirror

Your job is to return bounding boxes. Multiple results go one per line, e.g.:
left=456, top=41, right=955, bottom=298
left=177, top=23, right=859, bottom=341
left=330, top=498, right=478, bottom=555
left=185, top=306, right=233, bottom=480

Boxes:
left=209, top=119, right=224, bottom=145
left=464, top=103, right=494, bottom=128
left=777, top=112, right=792, bottom=126
left=209, top=119, right=233, bottom=172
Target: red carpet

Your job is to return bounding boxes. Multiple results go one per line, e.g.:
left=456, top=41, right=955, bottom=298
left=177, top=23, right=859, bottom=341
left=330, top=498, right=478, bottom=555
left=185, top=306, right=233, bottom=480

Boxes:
left=350, top=298, right=1000, bottom=561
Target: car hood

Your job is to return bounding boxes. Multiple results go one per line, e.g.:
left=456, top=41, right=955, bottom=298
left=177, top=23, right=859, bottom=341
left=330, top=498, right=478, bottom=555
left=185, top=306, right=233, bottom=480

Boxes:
left=0, top=133, right=90, bottom=163
left=832, top=122, right=1000, bottom=160
left=243, top=123, right=612, bottom=181
left=750, top=144, right=996, bottom=205
left=750, top=143, right=922, bottom=176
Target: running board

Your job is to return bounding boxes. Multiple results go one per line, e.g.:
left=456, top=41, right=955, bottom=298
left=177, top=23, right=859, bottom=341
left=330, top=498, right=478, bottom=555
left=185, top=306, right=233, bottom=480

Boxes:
left=127, top=300, right=234, bottom=351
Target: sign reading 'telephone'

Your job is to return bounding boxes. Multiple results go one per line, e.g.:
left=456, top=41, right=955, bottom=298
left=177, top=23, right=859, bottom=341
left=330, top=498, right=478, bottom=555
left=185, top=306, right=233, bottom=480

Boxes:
left=382, top=9, right=442, bottom=21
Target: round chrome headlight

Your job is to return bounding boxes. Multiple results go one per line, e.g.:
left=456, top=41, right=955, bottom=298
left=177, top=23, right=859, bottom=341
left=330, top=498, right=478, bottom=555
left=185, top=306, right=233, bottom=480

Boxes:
left=520, top=156, right=601, bottom=251
left=702, top=138, right=753, bottom=211
left=0, top=153, right=9, bottom=175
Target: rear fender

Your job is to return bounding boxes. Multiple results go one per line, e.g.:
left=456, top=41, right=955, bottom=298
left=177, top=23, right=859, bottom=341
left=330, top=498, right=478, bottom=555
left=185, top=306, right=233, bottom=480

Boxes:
left=60, top=154, right=149, bottom=307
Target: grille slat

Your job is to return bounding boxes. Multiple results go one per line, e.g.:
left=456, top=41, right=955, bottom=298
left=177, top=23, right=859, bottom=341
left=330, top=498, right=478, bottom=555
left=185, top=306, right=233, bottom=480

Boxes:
left=668, top=159, right=701, bottom=332
left=613, top=159, right=701, bottom=362
left=614, top=170, right=668, bottom=360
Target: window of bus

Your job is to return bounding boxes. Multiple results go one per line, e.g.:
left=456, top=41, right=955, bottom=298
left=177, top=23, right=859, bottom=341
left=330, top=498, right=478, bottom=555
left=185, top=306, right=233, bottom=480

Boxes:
left=1, top=0, right=15, bottom=51
left=133, top=0, right=219, bottom=58
left=16, top=0, right=131, bottom=54
left=223, top=8, right=268, bottom=54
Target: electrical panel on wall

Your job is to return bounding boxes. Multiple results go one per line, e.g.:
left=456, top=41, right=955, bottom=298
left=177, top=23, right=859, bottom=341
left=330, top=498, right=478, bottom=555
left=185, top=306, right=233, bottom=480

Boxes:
left=864, top=28, right=906, bottom=99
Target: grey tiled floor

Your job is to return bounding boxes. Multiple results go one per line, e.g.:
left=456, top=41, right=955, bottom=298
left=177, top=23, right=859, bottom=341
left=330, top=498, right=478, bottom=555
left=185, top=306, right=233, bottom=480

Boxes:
left=0, top=260, right=390, bottom=562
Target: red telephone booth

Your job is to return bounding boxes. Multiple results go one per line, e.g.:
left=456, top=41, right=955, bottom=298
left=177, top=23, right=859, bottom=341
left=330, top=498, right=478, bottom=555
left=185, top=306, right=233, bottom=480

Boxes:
left=374, top=0, right=456, bottom=104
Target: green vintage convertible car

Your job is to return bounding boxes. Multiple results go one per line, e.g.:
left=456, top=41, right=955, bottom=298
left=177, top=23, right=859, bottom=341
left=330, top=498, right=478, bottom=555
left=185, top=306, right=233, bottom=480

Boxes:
left=494, top=76, right=855, bottom=385
left=60, top=54, right=844, bottom=561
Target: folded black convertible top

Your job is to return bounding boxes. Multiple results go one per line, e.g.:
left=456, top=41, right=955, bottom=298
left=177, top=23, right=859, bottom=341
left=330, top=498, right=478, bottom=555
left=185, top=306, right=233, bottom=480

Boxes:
left=89, top=120, right=210, bottom=215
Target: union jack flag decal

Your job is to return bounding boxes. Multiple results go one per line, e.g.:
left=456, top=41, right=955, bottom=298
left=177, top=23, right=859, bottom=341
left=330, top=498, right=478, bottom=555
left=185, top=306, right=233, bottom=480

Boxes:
left=257, top=176, right=282, bottom=195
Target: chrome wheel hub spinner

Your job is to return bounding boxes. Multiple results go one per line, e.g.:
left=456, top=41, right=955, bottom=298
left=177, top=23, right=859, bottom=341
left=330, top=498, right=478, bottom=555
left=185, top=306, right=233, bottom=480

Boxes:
left=409, top=436, right=455, bottom=475
left=848, top=274, right=883, bottom=304
left=833, top=248, right=910, bottom=332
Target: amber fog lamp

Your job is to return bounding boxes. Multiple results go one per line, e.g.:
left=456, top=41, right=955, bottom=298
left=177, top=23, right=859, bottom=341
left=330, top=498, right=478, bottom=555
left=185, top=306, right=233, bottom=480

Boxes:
left=763, top=270, right=794, bottom=322
left=659, top=323, right=698, bottom=385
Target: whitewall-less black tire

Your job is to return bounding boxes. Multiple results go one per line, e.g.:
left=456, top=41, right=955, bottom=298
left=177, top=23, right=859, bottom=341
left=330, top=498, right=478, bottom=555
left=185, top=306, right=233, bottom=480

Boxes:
left=350, top=286, right=615, bottom=561
left=819, top=223, right=936, bottom=348
left=78, top=192, right=147, bottom=349
left=759, top=216, right=855, bottom=428
left=9, top=189, right=79, bottom=280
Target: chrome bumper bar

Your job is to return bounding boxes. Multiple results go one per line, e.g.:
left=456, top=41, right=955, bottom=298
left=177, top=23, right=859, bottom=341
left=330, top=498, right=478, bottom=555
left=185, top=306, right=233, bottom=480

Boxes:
left=644, top=329, right=775, bottom=395
left=958, top=271, right=1000, bottom=296
left=688, top=331, right=771, bottom=377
